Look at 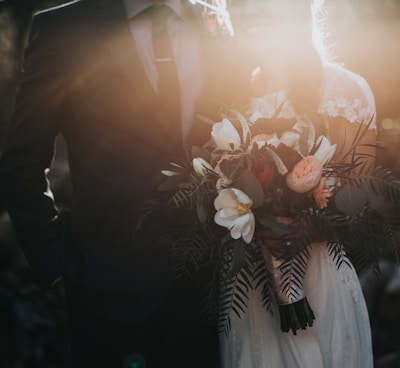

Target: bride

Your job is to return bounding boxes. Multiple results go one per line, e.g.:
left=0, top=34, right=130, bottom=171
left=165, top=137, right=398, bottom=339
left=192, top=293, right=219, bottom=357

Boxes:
left=219, top=0, right=376, bottom=367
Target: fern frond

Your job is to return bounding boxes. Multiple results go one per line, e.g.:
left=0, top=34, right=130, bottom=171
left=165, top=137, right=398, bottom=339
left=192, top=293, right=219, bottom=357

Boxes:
left=343, top=213, right=381, bottom=277
left=218, top=267, right=251, bottom=336
left=327, top=240, right=352, bottom=270
left=278, top=250, right=311, bottom=303
left=383, top=218, right=400, bottom=264
left=341, top=165, right=400, bottom=203
left=250, top=243, right=275, bottom=313
left=217, top=239, right=278, bottom=335
left=200, top=275, right=220, bottom=327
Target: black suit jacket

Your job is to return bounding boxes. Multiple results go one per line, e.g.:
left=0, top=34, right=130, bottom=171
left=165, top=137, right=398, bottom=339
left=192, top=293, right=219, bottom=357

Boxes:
left=0, top=0, right=224, bottom=356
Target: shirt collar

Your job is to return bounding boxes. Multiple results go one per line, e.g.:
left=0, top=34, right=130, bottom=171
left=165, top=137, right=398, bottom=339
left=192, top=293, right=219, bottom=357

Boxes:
left=122, top=0, right=187, bottom=20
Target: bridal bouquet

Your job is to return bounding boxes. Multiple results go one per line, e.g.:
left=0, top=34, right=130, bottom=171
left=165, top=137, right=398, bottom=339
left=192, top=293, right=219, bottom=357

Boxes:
left=156, top=108, right=400, bottom=335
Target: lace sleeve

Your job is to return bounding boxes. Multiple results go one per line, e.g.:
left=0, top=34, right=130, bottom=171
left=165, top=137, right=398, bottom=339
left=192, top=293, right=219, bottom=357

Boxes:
left=318, top=63, right=377, bottom=130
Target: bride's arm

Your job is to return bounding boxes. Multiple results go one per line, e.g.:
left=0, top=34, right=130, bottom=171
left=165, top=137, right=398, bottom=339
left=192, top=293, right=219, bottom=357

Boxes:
left=318, top=64, right=377, bottom=171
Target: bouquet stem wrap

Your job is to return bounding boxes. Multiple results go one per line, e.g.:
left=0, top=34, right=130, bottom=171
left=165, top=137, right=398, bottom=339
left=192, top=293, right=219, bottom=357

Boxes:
left=271, top=256, right=315, bottom=334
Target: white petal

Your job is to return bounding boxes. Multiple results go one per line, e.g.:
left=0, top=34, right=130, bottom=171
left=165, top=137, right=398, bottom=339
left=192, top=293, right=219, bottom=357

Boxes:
left=218, top=208, right=241, bottom=219
left=266, top=136, right=281, bottom=148
left=192, top=157, right=213, bottom=176
left=230, top=213, right=254, bottom=242
left=214, top=188, right=239, bottom=210
left=192, top=158, right=203, bottom=176
left=249, top=111, right=262, bottom=123
left=211, top=118, right=241, bottom=150
left=161, top=170, right=179, bottom=176
left=214, top=210, right=237, bottom=228
left=222, top=118, right=241, bottom=149
left=241, top=213, right=256, bottom=244
left=169, top=162, right=183, bottom=168
left=232, top=188, right=253, bottom=206
left=229, top=217, right=245, bottom=240
left=314, top=136, right=337, bottom=165
left=280, top=131, right=300, bottom=148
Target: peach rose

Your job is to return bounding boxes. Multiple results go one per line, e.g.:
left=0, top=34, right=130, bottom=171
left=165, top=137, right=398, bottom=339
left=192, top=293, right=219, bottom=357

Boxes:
left=312, top=176, right=333, bottom=209
left=286, top=156, right=322, bottom=193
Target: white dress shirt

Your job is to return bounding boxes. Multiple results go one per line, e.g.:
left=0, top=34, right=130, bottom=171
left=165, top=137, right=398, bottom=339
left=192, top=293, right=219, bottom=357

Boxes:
left=122, top=0, right=204, bottom=143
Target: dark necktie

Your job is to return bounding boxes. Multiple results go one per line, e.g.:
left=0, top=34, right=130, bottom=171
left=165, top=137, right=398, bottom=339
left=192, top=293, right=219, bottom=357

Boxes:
left=151, top=5, right=181, bottom=140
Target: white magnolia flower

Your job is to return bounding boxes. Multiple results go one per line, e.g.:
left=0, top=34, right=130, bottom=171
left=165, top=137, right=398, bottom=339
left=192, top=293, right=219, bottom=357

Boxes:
left=214, top=188, right=255, bottom=244
left=266, top=135, right=281, bottom=148
left=161, top=162, right=183, bottom=176
left=313, top=135, right=337, bottom=165
left=192, top=157, right=214, bottom=176
left=249, top=110, right=263, bottom=124
left=250, top=133, right=276, bottom=150
left=161, top=170, right=180, bottom=176
left=211, top=118, right=241, bottom=151
left=280, top=131, right=300, bottom=149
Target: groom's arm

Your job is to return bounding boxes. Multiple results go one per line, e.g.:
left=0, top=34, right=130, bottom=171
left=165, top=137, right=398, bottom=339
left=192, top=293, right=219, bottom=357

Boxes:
left=0, top=10, right=68, bottom=286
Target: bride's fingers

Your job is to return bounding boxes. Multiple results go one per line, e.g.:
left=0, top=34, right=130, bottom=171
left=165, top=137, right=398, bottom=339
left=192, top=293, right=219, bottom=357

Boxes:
left=275, top=216, right=297, bottom=226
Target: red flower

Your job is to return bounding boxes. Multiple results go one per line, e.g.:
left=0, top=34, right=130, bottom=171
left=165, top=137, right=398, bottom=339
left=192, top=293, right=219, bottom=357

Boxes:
left=252, top=157, right=275, bottom=189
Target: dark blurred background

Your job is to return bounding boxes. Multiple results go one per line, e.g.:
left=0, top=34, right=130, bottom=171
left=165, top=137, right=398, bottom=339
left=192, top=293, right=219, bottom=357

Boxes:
left=0, top=0, right=399, bottom=367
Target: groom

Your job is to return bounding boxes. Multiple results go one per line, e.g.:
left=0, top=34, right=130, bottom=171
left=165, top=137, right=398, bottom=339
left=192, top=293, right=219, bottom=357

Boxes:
left=0, top=0, right=225, bottom=366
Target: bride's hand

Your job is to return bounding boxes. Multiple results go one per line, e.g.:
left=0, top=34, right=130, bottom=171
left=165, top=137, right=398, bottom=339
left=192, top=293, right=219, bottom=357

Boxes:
left=257, top=216, right=324, bottom=260
left=256, top=216, right=299, bottom=260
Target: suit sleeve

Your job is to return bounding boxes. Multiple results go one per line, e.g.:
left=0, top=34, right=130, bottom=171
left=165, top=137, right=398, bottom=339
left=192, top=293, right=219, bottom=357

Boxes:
left=0, top=12, right=68, bottom=286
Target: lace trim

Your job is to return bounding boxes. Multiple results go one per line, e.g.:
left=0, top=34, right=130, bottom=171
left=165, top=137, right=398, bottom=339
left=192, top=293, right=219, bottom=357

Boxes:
left=318, top=97, right=376, bottom=128
left=250, top=93, right=376, bottom=130
left=324, top=246, right=360, bottom=303
left=341, top=267, right=360, bottom=303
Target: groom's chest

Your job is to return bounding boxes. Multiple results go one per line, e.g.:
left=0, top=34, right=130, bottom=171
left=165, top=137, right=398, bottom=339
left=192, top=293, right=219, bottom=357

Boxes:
left=64, top=13, right=209, bottom=122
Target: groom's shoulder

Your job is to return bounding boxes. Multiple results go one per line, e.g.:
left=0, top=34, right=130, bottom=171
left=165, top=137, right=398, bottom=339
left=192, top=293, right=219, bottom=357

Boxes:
left=34, top=0, right=87, bottom=17
left=31, top=0, right=96, bottom=36
left=32, top=0, right=93, bottom=29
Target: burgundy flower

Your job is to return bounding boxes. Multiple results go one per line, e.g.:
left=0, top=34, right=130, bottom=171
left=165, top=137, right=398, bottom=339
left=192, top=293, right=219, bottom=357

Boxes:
left=252, top=157, right=275, bottom=189
left=269, top=143, right=303, bottom=172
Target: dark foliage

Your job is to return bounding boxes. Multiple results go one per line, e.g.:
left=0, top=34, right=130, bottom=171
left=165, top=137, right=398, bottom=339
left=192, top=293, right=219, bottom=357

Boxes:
left=0, top=267, right=69, bottom=368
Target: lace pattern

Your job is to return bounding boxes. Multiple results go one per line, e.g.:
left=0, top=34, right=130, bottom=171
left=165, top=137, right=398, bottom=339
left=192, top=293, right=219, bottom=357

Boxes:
left=249, top=63, right=377, bottom=130
left=318, top=63, right=377, bottom=129
left=323, top=244, right=360, bottom=303
left=318, top=97, right=374, bottom=125
left=221, top=244, right=373, bottom=368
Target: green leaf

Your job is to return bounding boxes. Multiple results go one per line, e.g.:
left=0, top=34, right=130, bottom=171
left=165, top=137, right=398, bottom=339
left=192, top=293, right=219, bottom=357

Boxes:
left=225, top=240, right=247, bottom=279
left=191, top=145, right=212, bottom=162
left=259, top=217, right=291, bottom=235
left=335, top=184, right=368, bottom=216
left=233, top=170, right=264, bottom=208
left=327, top=241, right=352, bottom=270
left=360, top=180, right=385, bottom=209
left=157, top=174, right=188, bottom=191
left=383, top=220, right=400, bottom=264
left=196, top=200, right=207, bottom=223
left=229, top=109, right=251, bottom=145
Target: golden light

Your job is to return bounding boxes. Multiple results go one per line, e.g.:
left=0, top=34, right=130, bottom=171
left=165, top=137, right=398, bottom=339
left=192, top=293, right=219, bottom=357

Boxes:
left=381, top=118, right=394, bottom=130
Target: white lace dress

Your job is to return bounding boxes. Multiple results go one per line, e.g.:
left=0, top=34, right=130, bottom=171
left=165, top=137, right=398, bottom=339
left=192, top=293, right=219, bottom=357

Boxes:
left=219, top=63, right=376, bottom=368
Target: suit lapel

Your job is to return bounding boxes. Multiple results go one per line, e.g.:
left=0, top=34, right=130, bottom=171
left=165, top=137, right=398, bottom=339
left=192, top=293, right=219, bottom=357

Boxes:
left=93, top=0, right=183, bottom=147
